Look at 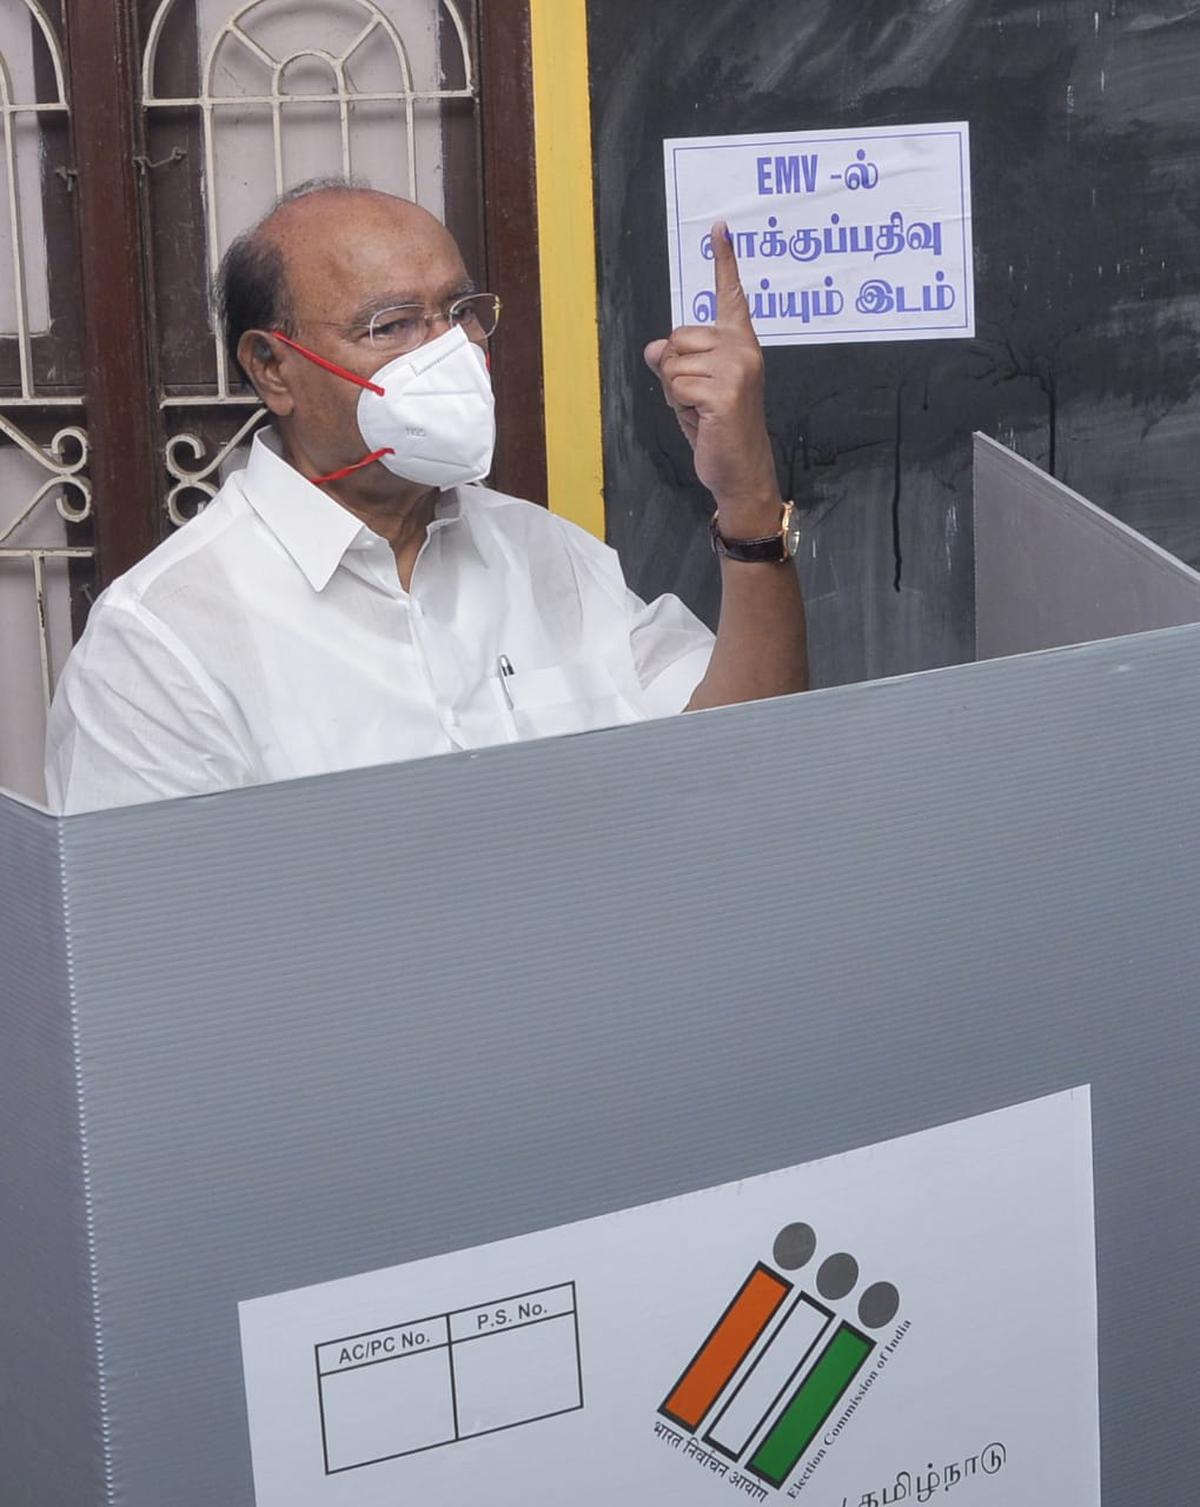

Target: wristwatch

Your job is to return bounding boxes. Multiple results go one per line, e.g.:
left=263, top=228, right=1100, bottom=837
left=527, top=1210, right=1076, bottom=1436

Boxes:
left=710, top=500, right=801, bottom=563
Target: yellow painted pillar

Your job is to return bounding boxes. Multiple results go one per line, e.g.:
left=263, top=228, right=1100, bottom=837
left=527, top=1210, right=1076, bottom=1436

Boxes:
left=528, top=0, right=606, bottom=539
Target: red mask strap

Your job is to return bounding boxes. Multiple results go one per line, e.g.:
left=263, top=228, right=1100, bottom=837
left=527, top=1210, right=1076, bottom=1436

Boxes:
left=271, top=331, right=386, bottom=396
left=311, top=449, right=394, bottom=486
left=270, top=331, right=392, bottom=485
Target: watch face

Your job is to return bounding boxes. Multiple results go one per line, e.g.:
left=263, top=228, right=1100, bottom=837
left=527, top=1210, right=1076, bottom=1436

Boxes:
left=784, top=506, right=803, bottom=558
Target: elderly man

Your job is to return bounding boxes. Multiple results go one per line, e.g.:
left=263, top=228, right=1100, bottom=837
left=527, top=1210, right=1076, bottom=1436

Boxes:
left=45, top=182, right=807, bottom=811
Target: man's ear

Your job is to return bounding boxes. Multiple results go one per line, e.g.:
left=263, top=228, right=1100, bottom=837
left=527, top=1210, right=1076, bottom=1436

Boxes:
left=236, top=329, right=295, bottom=417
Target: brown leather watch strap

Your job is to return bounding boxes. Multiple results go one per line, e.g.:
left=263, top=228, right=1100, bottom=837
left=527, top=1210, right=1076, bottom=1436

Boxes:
left=709, top=508, right=790, bottom=563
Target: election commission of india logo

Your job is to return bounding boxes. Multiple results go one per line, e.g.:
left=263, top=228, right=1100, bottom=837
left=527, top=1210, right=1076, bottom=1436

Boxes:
left=653, top=1222, right=908, bottom=1499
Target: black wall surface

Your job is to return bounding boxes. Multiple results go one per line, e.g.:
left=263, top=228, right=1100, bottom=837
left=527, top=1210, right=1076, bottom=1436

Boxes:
left=587, top=0, right=1200, bottom=687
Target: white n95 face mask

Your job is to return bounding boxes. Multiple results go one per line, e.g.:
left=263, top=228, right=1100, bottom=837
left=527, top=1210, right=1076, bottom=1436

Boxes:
left=273, top=323, right=495, bottom=490
left=356, top=325, right=495, bottom=489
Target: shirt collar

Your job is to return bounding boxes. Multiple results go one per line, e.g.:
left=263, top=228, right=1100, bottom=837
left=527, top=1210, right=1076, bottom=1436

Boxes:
left=238, top=431, right=467, bottom=591
left=240, top=430, right=368, bottom=592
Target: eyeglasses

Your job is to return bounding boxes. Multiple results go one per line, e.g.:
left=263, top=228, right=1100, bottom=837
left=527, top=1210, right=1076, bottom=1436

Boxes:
left=366, top=293, right=501, bottom=354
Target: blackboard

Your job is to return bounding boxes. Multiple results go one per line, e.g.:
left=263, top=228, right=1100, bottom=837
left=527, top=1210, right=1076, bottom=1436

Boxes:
left=587, top=0, right=1200, bottom=686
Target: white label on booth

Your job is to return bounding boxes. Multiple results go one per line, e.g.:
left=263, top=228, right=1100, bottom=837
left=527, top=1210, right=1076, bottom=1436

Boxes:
left=664, top=122, right=974, bottom=345
left=239, top=1088, right=1098, bottom=1507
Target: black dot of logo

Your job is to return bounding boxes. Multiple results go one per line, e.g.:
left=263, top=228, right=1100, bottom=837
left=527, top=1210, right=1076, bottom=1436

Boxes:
left=816, top=1252, right=859, bottom=1301
left=858, top=1281, right=901, bottom=1331
left=772, top=1223, right=817, bottom=1271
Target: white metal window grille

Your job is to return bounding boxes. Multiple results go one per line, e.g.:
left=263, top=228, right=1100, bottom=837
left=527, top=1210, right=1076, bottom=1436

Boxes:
left=0, top=0, right=90, bottom=743
left=141, top=0, right=475, bottom=525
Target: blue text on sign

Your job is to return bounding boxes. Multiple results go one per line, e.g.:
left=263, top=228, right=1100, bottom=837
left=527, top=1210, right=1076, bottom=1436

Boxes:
left=756, top=154, right=818, bottom=196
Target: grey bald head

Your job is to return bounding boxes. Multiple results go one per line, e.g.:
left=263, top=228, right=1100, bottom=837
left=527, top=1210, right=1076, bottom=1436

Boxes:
left=218, top=178, right=450, bottom=379
left=219, top=180, right=475, bottom=497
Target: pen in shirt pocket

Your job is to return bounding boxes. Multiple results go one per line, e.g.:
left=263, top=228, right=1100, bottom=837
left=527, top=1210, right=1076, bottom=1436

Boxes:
left=497, top=654, right=515, bottom=709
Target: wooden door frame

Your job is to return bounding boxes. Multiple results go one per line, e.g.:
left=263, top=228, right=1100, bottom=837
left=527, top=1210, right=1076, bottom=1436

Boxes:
left=63, top=2, right=162, bottom=586
left=478, top=0, right=548, bottom=509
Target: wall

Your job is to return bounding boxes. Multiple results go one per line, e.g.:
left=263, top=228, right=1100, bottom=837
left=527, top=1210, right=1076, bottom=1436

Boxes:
left=587, top=0, right=1200, bottom=687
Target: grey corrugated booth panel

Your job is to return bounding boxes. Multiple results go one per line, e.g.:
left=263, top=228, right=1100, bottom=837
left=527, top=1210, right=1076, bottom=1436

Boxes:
left=3, top=628, right=1200, bottom=1504
left=974, top=432, right=1200, bottom=658
left=0, top=792, right=104, bottom=1505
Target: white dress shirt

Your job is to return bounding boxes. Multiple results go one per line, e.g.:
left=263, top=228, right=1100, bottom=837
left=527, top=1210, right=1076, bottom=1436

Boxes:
left=45, top=432, right=714, bottom=812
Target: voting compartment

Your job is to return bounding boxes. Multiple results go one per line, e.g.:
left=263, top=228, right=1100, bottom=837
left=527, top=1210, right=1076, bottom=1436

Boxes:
left=974, top=433, right=1200, bottom=658
left=3, top=455, right=1200, bottom=1506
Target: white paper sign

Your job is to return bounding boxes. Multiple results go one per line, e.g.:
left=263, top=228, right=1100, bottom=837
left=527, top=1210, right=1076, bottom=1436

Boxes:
left=240, top=1089, right=1097, bottom=1507
left=664, top=122, right=974, bottom=345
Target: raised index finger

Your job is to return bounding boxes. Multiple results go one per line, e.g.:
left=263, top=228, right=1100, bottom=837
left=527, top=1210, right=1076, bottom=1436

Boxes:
left=711, top=219, right=751, bottom=328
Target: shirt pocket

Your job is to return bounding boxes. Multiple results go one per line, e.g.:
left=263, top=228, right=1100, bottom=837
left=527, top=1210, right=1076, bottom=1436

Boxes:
left=496, top=661, right=641, bottom=742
